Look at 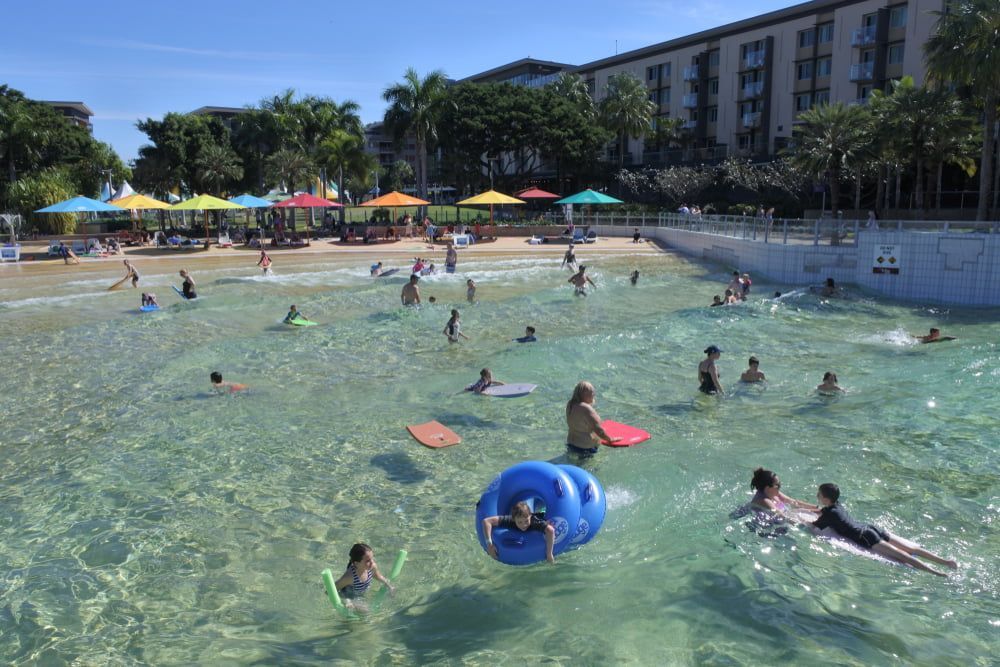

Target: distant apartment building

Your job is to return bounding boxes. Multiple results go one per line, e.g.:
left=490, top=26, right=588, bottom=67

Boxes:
left=364, top=121, right=420, bottom=176
left=575, top=0, right=938, bottom=165
left=41, top=101, right=93, bottom=132
left=458, top=0, right=938, bottom=169
left=456, top=57, right=575, bottom=88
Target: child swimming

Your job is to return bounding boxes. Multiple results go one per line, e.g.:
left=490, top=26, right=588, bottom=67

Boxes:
left=481, top=501, right=556, bottom=564
left=332, top=543, right=395, bottom=609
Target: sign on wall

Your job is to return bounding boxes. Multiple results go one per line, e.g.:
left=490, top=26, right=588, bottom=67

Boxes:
left=873, top=244, right=900, bottom=274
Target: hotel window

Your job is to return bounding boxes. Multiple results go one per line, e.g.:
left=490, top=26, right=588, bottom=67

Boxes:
left=795, top=93, right=811, bottom=112
left=798, top=29, right=815, bottom=48
left=707, top=106, right=718, bottom=122
left=708, top=51, right=720, bottom=67
left=859, top=85, right=873, bottom=100
left=814, top=89, right=830, bottom=106
left=709, top=78, right=719, bottom=95
left=738, top=135, right=752, bottom=149
left=649, top=91, right=658, bottom=102
left=661, top=88, right=671, bottom=103
left=816, top=57, right=832, bottom=77
left=888, top=43, right=905, bottom=64
left=647, top=65, right=658, bottom=81
left=663, top=62, right=672, bottom=77
left=889, top=5, right=908, bottom=28
left=797, top=62, right=813, bottom=80
left=817, top=23, right=834, bottom=43
left=690, top=110, right=699, bottom=121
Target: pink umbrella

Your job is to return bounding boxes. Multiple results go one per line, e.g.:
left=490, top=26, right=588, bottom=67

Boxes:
left=274, top=193, right=342, bottom=242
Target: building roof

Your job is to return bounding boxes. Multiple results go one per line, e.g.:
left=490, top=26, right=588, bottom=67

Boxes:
left=457, top=57, right=577, bottom=83
left=189, top=105, right=245, bottom=117
left=40, top=101, right=93, bottom=116
left=573, top=0, right=858, bottom=74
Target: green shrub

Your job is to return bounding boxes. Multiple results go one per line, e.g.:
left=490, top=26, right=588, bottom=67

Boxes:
left=3, top=169, right=77, bottom=234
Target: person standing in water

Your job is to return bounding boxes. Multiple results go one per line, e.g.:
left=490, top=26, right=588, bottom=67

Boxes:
left=124, top=259, right=140, bottom=287
left=443, top=309, right=469, bottom=343
left=568, top=265, right=596, bottom=296
left=698, top=345, right=724, bottom=395
left=466, top=279, right=477, bottom=303
left=561, top=244, right=577, bottom=270
left=257, top=249, right=273, bottom=275
left=630, top=270, right=640, bottom=285
left=401, top=274, right=421, bottom=306
left=445, top=243, right=458, bottom=274
left=565, top=381, right=620, bottom=458
left=179, top=270, right=197, bottom=299
left=740, top=357, right=766, bottom=383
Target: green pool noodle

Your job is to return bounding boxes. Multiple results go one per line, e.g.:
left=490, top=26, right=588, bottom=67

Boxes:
left=321, top=568, right=357, bottom=619
left=372, top=549, right=407, bottom=608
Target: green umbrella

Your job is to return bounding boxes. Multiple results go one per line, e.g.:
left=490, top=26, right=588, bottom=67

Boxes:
left=554, top=189, right=624, bottom=205
left=169, top=194, right=244, bottom=243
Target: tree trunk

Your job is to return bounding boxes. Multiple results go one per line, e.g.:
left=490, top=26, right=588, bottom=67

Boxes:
left=894, top=169, right=901, bottom=209
left=936, top=162, right=943, bottom=212
left=854, top=166, right=862, bottom=211
left=7, top=154, right=15, bottom=183
left=875, top=165, right=885, bottom=216
left=829, top=169, right=840, bottom=214
left=976, top=92, right=996, bottom=221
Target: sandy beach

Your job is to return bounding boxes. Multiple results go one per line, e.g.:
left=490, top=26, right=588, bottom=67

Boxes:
left=3, top=235, right=668, bottom=281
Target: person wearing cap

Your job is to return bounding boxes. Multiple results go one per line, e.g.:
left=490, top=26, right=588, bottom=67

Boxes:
left=740, top=357, right=766, bottom=383
left=699, top=345, right=724, bottom=395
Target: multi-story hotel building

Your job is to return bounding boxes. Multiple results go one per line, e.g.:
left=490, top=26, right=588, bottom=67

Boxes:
left=461, top=0, right=940, bottom=169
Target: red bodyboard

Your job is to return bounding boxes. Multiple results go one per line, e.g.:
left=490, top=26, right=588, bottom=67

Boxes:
left=600, top=420, right=650, bottom=447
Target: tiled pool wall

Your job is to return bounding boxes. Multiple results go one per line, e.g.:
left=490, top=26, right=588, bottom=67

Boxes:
left=595, top=225, right=1000, bottom=307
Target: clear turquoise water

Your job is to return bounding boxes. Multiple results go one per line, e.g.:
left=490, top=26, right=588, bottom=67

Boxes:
left=1, top=250, right=997, bottom=666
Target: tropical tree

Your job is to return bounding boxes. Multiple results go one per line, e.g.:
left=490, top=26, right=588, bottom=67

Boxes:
left=384, top=159, right=415, bottom=193
left=547, top=73, right=597, bottom=119
left=924, top=0, right=1000, bottom=220
left=0, top=89, right=48, bottom=183
left=264, top=148, right=314, bottom=194
left=924, top=101, right=979, bottom=211
left=134, top=112, right=229, bottom=196
left=195, top=144, right=243, bottom=194
left=599, top=72, right=657, bottom=167
left=788, top=102, right=873, bottom=212
left=317, top=129, right=377, bottom=204
left=383, top=68, right=452, bottom=200
left=5, top=168, right=76, bottom=234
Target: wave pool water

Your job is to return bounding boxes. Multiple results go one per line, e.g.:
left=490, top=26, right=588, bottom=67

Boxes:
left=0, top=249, right=997, bottom=665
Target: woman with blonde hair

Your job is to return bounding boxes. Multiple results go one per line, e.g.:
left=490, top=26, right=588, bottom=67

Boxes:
left=565, top=381, right=619, bottom=458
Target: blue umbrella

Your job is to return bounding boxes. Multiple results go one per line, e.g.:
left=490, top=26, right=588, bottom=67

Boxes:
left=229, top=194, right=273, bottom=208
left=35, top=196, right=123, bottom=213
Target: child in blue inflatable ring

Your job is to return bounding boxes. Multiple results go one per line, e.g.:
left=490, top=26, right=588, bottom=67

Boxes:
left=482, top=501, right=556, bottom=563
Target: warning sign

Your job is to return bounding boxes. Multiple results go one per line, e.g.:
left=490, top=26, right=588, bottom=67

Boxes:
left=873, top=244, right=900, bottom=274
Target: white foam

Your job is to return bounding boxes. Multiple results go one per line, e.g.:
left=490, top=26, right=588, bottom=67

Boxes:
left=605, top=485, right=638, bottom=509
left=1, top=290, right=115, bottom=308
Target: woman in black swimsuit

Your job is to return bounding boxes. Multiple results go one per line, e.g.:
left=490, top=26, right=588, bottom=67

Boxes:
left=179, top=269, right=197, bottom=299
left=698, top=345, right=724, bottom=395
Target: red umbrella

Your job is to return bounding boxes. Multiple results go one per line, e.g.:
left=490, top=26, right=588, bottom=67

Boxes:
left=274, top=193, right=342, bottom=242
left=516, top=187, right=560, bottom=199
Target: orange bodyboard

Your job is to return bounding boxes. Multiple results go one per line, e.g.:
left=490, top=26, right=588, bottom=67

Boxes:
left=407, top=420, right=461, bottom=449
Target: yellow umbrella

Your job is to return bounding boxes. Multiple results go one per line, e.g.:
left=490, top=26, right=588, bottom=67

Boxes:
left=110, top=194, right=170, bottom=232
left=168, top=194, right=245, bottom=244
left=455, top=189, right=524, bottom=224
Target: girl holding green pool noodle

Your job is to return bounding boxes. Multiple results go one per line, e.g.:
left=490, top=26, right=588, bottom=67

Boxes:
left=321, top=544, right=406, bottom=618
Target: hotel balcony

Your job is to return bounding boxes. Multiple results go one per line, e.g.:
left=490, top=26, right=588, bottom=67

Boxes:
left=742, top=51, right=765, bottom=70
left=851, top=25, right=877, bottom=47
left=741, top=81, right=764, bottom=99
left=849, top=61, right=875, bottom=82
left=682, top=119, right=698, bottom=130
left=682, top=93, right=699, bottom=108
left=741, top=112, right=762, bottom=128
left=682, top=65, right=700, bottom=81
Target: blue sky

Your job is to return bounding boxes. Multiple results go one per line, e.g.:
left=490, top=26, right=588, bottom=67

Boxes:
left=3, top=0, right=792, bottom=162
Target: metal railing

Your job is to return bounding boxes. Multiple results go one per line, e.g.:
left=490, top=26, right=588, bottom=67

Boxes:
left=682, top=65, right=700, bottom=81
left=741, top=111, right=762, bottom=128
left=743, top=51, right=766, bottom=69
left=849, top=61, right=875, bottom=81
left=538, top=211, right=1000, bottom=246
left=851, top=25, right=877, bottom=47
left=682, top=93, right=699, bottom=108
left=741, top=81, right=764, bottom=98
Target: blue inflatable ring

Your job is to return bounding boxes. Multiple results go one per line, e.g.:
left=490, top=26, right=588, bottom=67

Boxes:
left=475, top=461, right=606, bottom=565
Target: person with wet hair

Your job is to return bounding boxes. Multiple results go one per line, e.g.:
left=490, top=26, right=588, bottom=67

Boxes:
left=749, top=468, right=817, bottom=512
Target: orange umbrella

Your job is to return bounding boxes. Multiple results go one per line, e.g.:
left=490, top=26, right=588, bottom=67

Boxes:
left=360, top=191, right=430, bottom=235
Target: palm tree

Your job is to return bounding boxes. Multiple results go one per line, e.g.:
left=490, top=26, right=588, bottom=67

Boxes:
left=788, top=102, right=873, bottom=212
left=924, top=0, right=1000, bottom=221
left=264, top=148, right=314, bottom=195
left=924, top=100, right=979, bottom=212
left=383, top=68, right=451, bottom=201
left=599, top=72, right=657, bottom=168
left=317, top=129, right=377, bottom=204
left=0, top=92, right=48, bottom=183
left=195, top=144, right=243, bottom=195
left=548, top=73, right=596, bottom=119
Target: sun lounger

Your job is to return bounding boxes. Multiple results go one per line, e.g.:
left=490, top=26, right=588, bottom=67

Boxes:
left=584, top=230, right=597, bottom=243
left=217, top=233, right=233, bottom=248
left=453, top=234, right=470, bottom=248
left=572, top=229, right=586, bottom=244
left=47, top=241, right=62, bottom=257
left=528, top=235, right=543, bottom=245
left=72, top=239, right=87, bottom=255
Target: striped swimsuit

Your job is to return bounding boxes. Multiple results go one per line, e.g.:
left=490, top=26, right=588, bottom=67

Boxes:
left=344, top=563, right=373, bottom=597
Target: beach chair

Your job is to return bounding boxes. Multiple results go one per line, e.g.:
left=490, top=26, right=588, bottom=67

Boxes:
left=572, top=229, right=586, bottom=244
left=72, top=239, right=87, bottom=255
left=584, top=230, right=598, bottom=243
left=47, top=241, right=62, bottom=257
left=453, top=234, right=470, bottom=248
left=528, top=235, right=543, bottom=245
left=217, top=233, right=233, bottom=248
